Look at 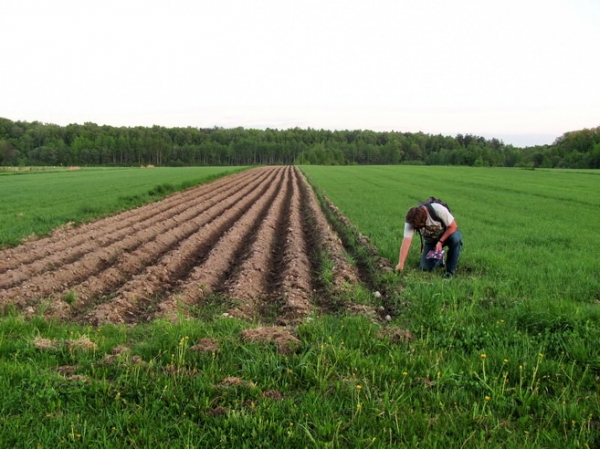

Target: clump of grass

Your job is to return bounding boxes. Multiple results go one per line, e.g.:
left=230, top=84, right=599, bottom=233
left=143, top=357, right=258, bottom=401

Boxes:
left=63, top=291, right=77, bottom=305
left=148, top=183, right=176, bottom=197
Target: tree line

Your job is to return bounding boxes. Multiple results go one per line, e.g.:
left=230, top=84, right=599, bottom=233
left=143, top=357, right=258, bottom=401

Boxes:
left=1, top=117, right=598, bottom=168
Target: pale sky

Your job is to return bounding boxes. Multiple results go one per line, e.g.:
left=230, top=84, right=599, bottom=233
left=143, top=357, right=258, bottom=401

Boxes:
left=2, top=0, right=599, bottom=147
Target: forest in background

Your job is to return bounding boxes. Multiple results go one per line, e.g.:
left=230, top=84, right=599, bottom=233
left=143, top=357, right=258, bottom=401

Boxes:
left=1, top=117, right=599, bottom=168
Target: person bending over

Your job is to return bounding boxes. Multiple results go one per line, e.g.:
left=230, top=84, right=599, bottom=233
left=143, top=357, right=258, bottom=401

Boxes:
left=395, top=202, right=463, bottom=278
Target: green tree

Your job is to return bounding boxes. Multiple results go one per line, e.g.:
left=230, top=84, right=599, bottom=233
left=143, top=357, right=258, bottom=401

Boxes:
left=1, top=140, right=18, bottom=165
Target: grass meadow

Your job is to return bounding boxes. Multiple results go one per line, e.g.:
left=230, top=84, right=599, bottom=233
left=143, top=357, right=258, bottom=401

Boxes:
left=1, top=166, right=600, bottom=448
left=0, top=166, right=245, bottom=248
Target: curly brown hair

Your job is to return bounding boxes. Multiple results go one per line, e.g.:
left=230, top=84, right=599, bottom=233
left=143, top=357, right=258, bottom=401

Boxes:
left=405, top=206, right=427, bottom=228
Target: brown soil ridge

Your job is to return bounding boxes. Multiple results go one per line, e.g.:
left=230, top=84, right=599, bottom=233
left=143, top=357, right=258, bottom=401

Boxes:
left=297, top=170, right=360, bottom=291
left=82, top=167, right=285, bottom=325
left=163, top=166, right=291, bottom=321
left=0, top=166, right=372, bottom=325
left=0, top=168, right=258, bottom=276
left=273, top=167, right=314, bottom=323
left=0, top=168, right=273, bottom=309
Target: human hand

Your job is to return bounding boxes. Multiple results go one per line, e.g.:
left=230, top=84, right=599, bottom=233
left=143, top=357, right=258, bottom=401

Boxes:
left=395, top=263, right=404, bottom=272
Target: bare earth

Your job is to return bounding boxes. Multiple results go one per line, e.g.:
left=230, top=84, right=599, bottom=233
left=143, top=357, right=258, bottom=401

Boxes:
left=0, top=166, right=366, bottom=325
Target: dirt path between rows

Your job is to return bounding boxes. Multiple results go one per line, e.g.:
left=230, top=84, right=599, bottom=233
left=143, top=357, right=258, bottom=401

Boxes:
left=0, top=166, right=374, bottom=325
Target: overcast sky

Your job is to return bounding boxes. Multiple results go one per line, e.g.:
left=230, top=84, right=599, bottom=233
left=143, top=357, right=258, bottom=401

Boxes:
left=2, top=0, right=599, bottom=147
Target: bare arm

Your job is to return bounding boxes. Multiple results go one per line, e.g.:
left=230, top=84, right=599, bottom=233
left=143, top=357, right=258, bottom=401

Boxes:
left=396, top=236, right=413, bottom=271
left=435, top=220, right=458, bottom=250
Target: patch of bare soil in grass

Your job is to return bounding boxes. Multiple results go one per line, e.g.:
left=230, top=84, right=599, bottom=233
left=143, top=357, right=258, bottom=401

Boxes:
left=240, top=326, right=302, bottom=355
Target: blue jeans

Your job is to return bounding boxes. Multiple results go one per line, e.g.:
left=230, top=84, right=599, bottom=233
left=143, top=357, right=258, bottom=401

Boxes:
left=420, top=230, right=463, bottom=275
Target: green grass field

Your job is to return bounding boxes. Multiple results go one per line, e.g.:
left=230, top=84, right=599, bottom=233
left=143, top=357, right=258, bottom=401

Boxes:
left=0, top=166, right=246, bottom=247
left=302, top=165, right=600, bottom=302
left=1, top=166, right=600, bottom=447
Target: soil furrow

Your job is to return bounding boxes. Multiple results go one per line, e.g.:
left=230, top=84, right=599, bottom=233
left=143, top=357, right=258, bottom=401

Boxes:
left=145, top=169, right=289, bottom=317
left=77, top=168, right=284, bottom=324
left=0, top=170, right=265, bottom=289
left=273, top=167, right=314, bottom=323
left=0, top=169, right=258, bottom=275
left=149, top=167, right=289, bottom=321
left=221, top=166, right=293, bottom=320
left=297, top=169, right=360, bottom=291
left=59, top=168, right=277, bottom=315
left=0, top=169, right=274, bottom=310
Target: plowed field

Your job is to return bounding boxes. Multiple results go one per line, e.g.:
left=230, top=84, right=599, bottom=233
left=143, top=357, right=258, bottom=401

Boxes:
left=0, top=166, right=366, bottom=325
